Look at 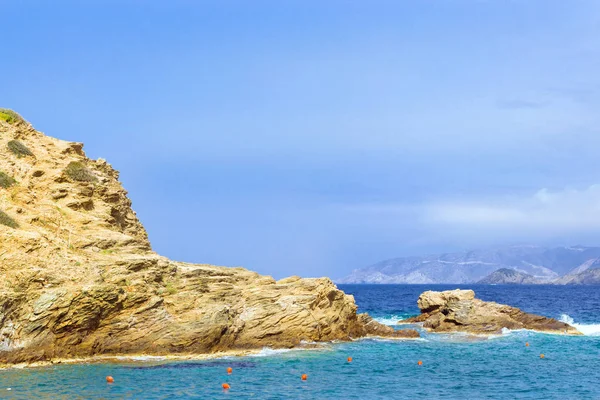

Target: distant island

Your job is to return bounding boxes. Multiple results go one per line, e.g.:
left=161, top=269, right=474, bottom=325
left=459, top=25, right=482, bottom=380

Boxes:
left=337, top=246, right=600, bottom=285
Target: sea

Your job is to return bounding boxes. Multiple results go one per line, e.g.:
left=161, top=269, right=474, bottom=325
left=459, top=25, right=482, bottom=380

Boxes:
left=1, top=284, right=599, bottom=399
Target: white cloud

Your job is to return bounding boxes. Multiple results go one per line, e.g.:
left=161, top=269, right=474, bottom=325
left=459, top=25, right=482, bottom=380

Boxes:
left=337, top=185, right=600, bottom=249
left=424, top=185, right=600, bottom=235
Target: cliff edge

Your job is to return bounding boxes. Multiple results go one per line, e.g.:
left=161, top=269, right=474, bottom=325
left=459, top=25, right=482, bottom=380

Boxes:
left=0, top=110, right=417, bottom=366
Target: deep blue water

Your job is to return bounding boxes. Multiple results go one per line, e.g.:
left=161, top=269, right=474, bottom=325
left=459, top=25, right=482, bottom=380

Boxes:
left=1, top=285, right=599, bottom=399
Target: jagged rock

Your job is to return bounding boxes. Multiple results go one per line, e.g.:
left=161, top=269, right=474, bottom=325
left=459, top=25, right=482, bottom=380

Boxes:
left=401, top=289, right=581, bottom=335
left=0, top=112, right=417, bottom=366
left=417, top=289, right=475, bottom=313
left=357, top=314, right=419, bottom=338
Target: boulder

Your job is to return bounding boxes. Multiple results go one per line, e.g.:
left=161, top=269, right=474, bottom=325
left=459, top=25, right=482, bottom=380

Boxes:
left=402, top=289, right=581, bottom=335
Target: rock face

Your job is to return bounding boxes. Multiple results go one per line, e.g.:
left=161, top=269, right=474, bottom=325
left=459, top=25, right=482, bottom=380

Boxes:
left=402, top=290, right=582, bottom=335
left=0, top=112, right=418, bottom=365
left=477, top=268, right=545, bottom=284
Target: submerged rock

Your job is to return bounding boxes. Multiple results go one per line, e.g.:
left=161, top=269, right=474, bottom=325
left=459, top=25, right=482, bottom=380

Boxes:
left=0, top=113, right=417, bottom=366
left=401, top=289, right=581, bottom=335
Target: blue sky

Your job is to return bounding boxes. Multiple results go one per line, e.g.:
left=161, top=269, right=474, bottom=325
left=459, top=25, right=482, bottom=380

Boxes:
left=2, top=0, right=600, bottom=279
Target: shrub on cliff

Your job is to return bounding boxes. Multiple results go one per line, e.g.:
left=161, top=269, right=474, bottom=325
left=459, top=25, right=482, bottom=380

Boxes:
left=65, top=161, right=98, bottom=182
left=7, top=140, right=33, bottom=157
left=0, top=171, right=16, bottom=188
left=0, top=210, right=18, bottom=228
left=0, top=108, right=23, bottom=124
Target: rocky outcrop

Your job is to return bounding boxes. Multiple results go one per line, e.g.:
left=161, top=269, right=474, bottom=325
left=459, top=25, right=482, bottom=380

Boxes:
left=477, top=268, right=545, bottom=284
left=401, top=289, right=581, bottom=335
left=0, top=112, right=417, bottom=366
left=357, top=314, right=419, bottom=339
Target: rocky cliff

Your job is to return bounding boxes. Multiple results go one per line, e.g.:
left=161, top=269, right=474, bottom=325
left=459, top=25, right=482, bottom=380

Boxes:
left=0, top=110, right=417, bottom=366
left=401, top=289, right=581, bottom=335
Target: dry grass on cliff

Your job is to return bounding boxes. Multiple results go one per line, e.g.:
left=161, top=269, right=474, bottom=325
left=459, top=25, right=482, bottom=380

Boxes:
left=0, top=210, right=19, bottom=228
left=0, top=108, right=24, bottom=124
left=7, top=139, right=34, bottom=157
left=65, top=161, right=98, bottom=182
left=0, top=171, right=16, bottom=188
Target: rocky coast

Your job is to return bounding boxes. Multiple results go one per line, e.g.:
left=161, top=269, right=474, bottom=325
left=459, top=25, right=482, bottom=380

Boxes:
left=401, top=289, right=581, bottom=335
left=0, top=110, right=418, bottom=367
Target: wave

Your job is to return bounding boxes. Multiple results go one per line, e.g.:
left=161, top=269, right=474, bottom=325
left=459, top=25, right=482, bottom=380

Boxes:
left=374, top=313, right=600, bottom=337
left=115, top=355, right=168, bottom=361
left=373, top=314, right=414, bottom=326
left=247, top=346, right=330, bottom=358
left=559, top=314, right=600, bottom=336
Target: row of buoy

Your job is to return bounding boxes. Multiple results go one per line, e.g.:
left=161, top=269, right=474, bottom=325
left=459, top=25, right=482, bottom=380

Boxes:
left=105, top=345, right=547, bottom=390
left=104, top=358, right=423, bottom=388
left=525, top=341, right=546, bottom=358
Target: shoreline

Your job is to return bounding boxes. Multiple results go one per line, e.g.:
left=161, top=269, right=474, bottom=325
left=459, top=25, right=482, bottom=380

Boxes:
left=0, top=334, right=424, bottom=370
left=397, top=320, right=586, bottom=337
left=0, top=349, right=265, bottom=370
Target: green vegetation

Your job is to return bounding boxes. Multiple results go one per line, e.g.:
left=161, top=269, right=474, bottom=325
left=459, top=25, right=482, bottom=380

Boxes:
left=0, top=109, right=23, bottom=124
left=0, top=210, right=18, bottom=228
left=165, top=281, right=178, bottom=295
left=0, top=171, right=16, bottom=188
left=65, top=161, right=98, bottom=182
left=7, top=140, right=33, bottom=157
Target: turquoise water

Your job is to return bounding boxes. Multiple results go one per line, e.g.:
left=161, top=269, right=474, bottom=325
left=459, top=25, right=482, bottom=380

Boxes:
left=1, top=285, right=599, bottom=399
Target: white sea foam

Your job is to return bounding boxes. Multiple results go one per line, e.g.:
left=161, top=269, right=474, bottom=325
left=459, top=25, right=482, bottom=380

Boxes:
left=559, top=314, right=600, bottom=336
left=373, top=315, right=412, bottom=326
left=247, top=347, right=321, bottom=357
left=115, top=355, right=168, bottom=361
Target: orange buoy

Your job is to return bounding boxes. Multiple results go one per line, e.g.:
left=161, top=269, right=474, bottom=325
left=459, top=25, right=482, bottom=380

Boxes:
left=418, top=360, right=423, bottom=366
left=222, top=383, right=230, bottom=390
left=106, top=376, right=114, bottom=383
left=227, top=367, right=233, bottom=374
left=347, top=357, right=353, bottom=363
left=540, top=354, right=545, bottom=359
left=525, top=342, right=530, bottom=347
left=301, top=374, right=308, bottom=381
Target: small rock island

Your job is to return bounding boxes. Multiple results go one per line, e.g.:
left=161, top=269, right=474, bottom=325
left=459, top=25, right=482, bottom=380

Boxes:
left=401, top=289, right=581, bottom=335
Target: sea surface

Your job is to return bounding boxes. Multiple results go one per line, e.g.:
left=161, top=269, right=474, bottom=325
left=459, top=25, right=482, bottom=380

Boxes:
left=1, top=284, right=599, bottom=399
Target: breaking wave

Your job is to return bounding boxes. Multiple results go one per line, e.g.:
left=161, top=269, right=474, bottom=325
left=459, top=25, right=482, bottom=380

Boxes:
left=373, top=314, right=414, bottom=326
left=559, top=314, right=600, bottom=336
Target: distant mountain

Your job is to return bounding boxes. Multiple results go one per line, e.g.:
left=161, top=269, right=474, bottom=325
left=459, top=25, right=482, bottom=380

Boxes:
left=337, top=246, right=600, bottom=284
left=554, top=258, right=600, bottom=285
left=477, top=268, right=546, bottom=284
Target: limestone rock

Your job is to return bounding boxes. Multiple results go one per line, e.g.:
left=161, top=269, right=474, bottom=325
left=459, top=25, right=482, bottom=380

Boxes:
left=0, top=113, right=418, bottom=366
left=357, top=314, right=419, bottom=339
left=417, top=289, right=475, bottom=312
left=402, top=289, right=581, bottom=335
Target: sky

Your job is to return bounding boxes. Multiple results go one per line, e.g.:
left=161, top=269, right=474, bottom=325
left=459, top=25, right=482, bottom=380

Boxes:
left=2, top=0, right=600, bottom=279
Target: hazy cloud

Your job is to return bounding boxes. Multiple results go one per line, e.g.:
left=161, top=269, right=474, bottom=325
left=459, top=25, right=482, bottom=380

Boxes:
left=424, top=185, right=600, bottom=237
